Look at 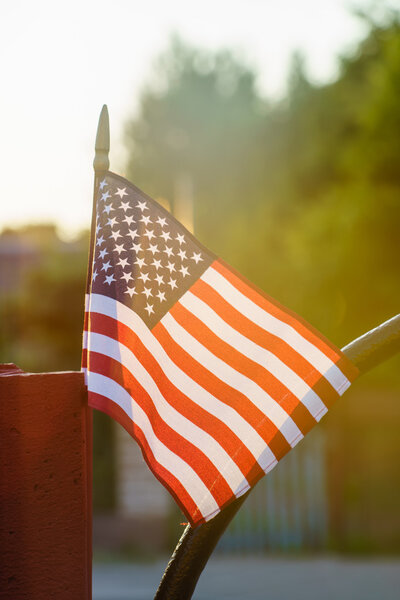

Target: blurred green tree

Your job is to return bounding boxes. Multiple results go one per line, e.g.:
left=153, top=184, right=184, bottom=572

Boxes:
left=124, top=36, right=268, bottom=267
left=124, top=17, right=400, bottom=359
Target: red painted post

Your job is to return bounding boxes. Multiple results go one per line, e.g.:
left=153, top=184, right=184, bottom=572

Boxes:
left=0, top=365, right=92, bottom=599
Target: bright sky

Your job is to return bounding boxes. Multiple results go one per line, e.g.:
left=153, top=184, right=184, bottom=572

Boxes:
left=0, top=1, right=376, bottom=237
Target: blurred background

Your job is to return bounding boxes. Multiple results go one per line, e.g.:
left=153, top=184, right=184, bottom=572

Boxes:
left=1, top=1, right=399, bottom=598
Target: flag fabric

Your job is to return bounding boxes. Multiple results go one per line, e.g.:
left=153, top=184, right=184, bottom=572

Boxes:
left=82, top=172, right=359, bottom=527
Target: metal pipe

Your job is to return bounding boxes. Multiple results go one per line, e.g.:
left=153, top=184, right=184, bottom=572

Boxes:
left=154, top=313, right=400, bottom=600
left=341, top=314, right=400, bottom=373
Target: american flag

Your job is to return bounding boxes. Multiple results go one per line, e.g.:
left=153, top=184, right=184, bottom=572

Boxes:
left=83, top=172, right=358, bottom=527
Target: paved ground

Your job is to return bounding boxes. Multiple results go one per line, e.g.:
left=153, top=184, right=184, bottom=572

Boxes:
left=93, top=556, right=400, bottom=600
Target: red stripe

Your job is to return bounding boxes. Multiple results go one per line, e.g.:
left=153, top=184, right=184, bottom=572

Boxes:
left=88, top=390, right=201, bottom=526
left=213, top=259, right=357, bottom=381
left=170, top=301, right=317, bottom=436
left=89, top=311, right=261, bottom=484
left=87, top=349, right=235, bottom=510
left=152, top=320, right=292, bottom=463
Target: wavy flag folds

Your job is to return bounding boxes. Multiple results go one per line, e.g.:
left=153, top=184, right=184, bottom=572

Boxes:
left=82, top=172, right=358, bottom=526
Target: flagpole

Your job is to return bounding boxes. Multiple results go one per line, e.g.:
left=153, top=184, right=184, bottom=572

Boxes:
left=82, top=106, right=110, bottom=600
left=82, top=105, right=109, bottom=368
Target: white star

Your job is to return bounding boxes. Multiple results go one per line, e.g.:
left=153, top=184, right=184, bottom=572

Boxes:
left=110, top=230, right=122, bottom=241
left=160, top=230, right=171, bottom=242
left=176, top=233, right=185, bottom=245
left=166, top=261, right=176, bottom=273
left=96, top=223, right=101, bottom=234
left=103, top=203, right=113, bottom=215
left=178, top=249, right=187, bottom=261
left=101, top=191, right=111, bottom=201
left=120, top=200, right=130, bottom=210
left=131, top=242, right=143, bottom=253
left=191, top=252, right=203, bottom=264
left=163, top=246, right=174, bottom=257
left=115, top=187, right=128, bottom=198
left=144, top=303, right=154, bottom=316
left=136, top=200, right=148, bottom=211
left=140, top=214, right=152, bottom=226
left=156, top=291, right=166, bottom=302
left=114, top=243, right=126, bottom=255
left=141, top=287, right=153, bottom=299
left=144, top=229, right=155, bottom=241
left=134, top=257, right=146, bottom=268
left=96, top=235, right=105, bottom=246
left=92, top=269, right=98, bottom=281
left=121, top=271, right=133, bottom=283
left=125, top=286, right=137, bottom=297
left=99, top=248, right=108, bottom=259
left=99, top=179, right=107, bottom=190
left=138, top=271, right=150, bottom=284
left=155, top=273, right=164, bottom=285
left=151, top=258, right=162, bottom=270
left=101, top=261, right=111, bottom=272
left=179, top=265, right=190, bottom=277
left=167, top=278, right=177, bottom=290
left=123, top=215, right=135, bottom=226
left=148, top=243, right=159, bottom=255
left=126, top=229, right=139, bottom=241
left=117, top=257, right=129, bottom=268
left=107, top=216, right=118, bottom=227
left=156, top=216, right=167, bottom=227
left=105, top=274, right=116, bottom=285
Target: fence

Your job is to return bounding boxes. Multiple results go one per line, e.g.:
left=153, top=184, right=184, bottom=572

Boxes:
left=217, top=430, right=327, bottom=554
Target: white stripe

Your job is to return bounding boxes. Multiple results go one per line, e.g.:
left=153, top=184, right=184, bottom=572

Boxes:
left=161, top=312, right=302, bottom=447
left=179, top=291, right=326, bottom=418
left=88, top=372, right=218, bottom=518
left=88, top=293, right=276, bottom=470
left=88, top=331, right=245, bottom=493
left=202, top=267, right=350, bottom=392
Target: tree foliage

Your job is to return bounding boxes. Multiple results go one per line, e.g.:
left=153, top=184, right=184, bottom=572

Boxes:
left=124, top=16, right=400, bottom=370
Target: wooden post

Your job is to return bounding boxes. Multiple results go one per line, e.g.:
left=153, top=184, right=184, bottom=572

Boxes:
left=0, top=366, right=91, bottom=599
